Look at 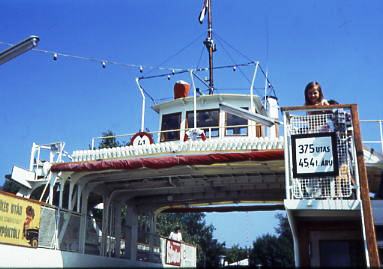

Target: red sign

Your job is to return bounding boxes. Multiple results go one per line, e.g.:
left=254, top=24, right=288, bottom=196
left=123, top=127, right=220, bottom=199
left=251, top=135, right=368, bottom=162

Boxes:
left=166, top=239, right=181, bottom=266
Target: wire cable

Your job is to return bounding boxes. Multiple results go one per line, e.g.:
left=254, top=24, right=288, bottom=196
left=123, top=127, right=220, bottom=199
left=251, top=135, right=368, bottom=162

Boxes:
left=215, top=37, right=252, bottom=85
left=143, top=32, right=205, bottom=76
left=0, top=40, right=185, bottom=73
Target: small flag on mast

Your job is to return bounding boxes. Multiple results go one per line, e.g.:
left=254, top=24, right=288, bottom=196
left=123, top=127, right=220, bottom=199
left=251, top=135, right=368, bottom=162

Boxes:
left=198, top=0, right=208, bottom=24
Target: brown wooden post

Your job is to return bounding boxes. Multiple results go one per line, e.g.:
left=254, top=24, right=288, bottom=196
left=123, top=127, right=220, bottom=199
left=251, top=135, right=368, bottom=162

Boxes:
left=351, top=104, right=381, bottom=267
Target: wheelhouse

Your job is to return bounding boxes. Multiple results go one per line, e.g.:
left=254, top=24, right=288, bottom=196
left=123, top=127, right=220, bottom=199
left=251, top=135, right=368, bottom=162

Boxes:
left=153, top=92, right=279, bottom=143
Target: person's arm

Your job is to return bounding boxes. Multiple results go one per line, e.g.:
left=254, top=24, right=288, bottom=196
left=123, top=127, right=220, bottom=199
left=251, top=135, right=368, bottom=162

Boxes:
left=321, top=99, right=329, bottom=105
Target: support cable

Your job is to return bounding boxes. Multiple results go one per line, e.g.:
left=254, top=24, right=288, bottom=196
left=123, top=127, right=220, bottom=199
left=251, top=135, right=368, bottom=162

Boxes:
left=143, top=32, right=205, bottom=76
left=215, top=37, right=252, bottom=85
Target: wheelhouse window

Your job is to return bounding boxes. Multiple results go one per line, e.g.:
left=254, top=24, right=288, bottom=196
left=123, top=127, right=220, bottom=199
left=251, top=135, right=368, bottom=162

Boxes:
left=225, top=107, right=248, bottom=136
left=187, top=109, right=219, bottom=138
left=161, top=112, right=181, bottom=142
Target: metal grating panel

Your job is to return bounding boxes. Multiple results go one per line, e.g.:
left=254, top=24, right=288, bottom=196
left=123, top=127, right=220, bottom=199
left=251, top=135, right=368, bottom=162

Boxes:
left=38, top=206, right=56, bottom=248
left=58, top=210, right=81, bottom=252
left=287, top=110, right=355, bottom=199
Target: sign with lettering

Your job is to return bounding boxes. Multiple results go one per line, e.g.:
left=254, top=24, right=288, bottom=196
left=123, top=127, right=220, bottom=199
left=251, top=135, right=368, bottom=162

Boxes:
left=166, top=239, right=181, bottom=266
left=291, top=132, right=339, bottom=178
left=0, top=191, right=41, bottom=247
left=130, top=132, right=154, bottom=147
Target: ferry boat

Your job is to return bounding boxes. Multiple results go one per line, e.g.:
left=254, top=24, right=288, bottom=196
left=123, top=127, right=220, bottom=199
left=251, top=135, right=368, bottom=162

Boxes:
left=1, top=1, right=383, bottom=268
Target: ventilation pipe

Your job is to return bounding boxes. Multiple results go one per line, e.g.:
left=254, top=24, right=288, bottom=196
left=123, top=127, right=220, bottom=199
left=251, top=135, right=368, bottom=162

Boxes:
left=266, top=96, right=279, bottom=139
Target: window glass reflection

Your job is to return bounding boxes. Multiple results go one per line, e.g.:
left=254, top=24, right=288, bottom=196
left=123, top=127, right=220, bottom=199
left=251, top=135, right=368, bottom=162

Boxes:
left=187, top=109, right=219, bottom=138
left=161, top=112, right=181, bottom=141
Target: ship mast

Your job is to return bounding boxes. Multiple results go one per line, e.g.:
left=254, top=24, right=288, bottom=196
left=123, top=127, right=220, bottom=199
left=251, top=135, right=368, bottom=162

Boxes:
left=203, top=0, right=216, bottom=95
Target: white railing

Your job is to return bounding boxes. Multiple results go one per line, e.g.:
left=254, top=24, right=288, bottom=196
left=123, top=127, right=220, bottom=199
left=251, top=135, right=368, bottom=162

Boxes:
left=89, top=124, right=267, bottom=150
left=361, top=119, right=383, bottom=153
left=73, top=136, right=284, bottom=162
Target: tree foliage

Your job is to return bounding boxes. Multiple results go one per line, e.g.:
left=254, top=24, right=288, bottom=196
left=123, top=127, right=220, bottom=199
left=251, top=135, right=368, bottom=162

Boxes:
left=157, top=212, right=226, bottom=268
left=97, top=130, right=125, bottom=148
left=249, top=213, right=294, bottom=267
left=1, top=178, right=19, bottom=194
left=225, top=244, right=249, bottom=264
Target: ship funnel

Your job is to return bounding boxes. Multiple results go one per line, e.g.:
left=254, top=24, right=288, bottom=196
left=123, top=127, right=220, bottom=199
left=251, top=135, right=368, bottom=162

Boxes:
left=174, top=80, right=190, bottom=99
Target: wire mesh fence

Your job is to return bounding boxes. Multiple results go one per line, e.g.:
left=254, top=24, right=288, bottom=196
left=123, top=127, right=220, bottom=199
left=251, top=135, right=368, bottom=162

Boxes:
left=285, top=108, right=356, bottom=199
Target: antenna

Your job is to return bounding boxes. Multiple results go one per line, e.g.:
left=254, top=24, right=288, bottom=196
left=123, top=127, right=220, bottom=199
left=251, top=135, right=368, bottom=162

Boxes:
left=202, top=0, right=216, bottom=95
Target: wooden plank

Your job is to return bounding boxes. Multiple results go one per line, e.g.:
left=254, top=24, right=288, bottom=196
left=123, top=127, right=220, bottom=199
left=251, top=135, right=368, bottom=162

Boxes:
left=281, top=104, right=354, bottom=112
left=351, top=104, right=381, bottom=267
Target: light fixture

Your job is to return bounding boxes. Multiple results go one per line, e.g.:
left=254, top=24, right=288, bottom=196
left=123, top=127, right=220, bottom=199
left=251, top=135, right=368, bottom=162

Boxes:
left=219, top=102, right=276, bottom=127
left=53, top=53, right=58, bottom=61
left=0, top=35, right=39, bottom=65
left=101, top=61, right=106, bottom=68
left=139, top=65, right=143, bottom=73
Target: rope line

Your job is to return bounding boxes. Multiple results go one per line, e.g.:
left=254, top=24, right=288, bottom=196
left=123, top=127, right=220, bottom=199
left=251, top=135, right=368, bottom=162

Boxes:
left=215, top=37, right=252, bottom=85
left=143, top=32, right=205, bottom=76
left=0, top=40, right=185, bottom=72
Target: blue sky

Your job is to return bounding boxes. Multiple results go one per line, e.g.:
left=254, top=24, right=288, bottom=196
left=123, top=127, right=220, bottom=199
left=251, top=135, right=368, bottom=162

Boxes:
left=1, top=0, right=383, bottom=247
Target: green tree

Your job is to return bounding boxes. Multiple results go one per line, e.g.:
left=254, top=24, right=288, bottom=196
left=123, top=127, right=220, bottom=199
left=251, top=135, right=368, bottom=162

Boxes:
left=225, top=244, right=249, bottom=264
left=1, top=178, right=19, bottom=193
left=249, top=213, right=294, bottom=267
left=97, top=130, right=124, bottom=148
left=157, top=212, right=226, bottom=268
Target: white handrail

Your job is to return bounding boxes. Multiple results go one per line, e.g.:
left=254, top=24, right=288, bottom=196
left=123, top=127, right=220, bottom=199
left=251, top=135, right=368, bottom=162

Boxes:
left=360, top=119, right=383, bottom=152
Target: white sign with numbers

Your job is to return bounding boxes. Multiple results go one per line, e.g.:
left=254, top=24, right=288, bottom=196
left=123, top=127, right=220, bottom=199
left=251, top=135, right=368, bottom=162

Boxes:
left=291, top=133, right=338, bottom=178
left=130, top=132, right=153, bottom=147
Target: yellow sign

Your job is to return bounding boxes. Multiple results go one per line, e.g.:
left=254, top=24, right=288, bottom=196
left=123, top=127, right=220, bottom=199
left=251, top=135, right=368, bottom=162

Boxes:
left=0, top=192, right=41, bottom=247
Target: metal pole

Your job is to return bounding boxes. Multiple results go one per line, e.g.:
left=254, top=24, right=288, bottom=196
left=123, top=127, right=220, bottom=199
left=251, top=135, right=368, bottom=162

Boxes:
left=0, top=35, right=39, bottom=65
left=91, top=138, right=95, bottom=150
left=206, top=0, right=214, bottom=94
left=283, top=111, right=290, bottom=200
left=135, top=78, right=145, bottom=132
left=264, top=69, right=268, bottom=110
left=249, top=62, right=259, bottom=113
left=351, top=105, right=380, bottom=267
left=190, top=70, right=197, bottom=128
left=379, top=120, right=383, bottom=153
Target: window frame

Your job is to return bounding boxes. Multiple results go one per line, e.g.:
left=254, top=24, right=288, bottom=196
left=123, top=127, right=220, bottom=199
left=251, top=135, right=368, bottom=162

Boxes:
left=160, top=112, right=182, bottom=142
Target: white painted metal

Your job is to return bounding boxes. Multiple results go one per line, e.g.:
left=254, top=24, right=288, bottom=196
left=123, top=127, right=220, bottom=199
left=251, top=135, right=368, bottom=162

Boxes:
left=283, top=112, right=291, bottom=200
left=286, top=209, right=300, bottom=267
left=263, top=70, right=268, bottom=110
left=190, top=70, right=197, bottom=129
left=219, top=102, right=275, bottom=127
left=249, top=61, right=259, bottom=113
left=361, top=119, right=383, bottom=153
left=136, top=77, right=146, bottom=132
left=266, top=96, right=279, bottom=139
left=71, top=136, right=283, bottom=162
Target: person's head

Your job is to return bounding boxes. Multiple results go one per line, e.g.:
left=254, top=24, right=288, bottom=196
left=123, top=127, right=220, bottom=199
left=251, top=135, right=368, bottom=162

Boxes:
left=175, top=226, right=181, bottom=233
left=304, top=81, right=324, bottom=105
left=26, top=206, right=35, bottom=219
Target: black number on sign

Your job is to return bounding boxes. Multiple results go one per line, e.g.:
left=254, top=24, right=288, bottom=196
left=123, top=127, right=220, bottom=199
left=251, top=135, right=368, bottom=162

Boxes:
left=298, top=144, right=314, bottom=154
left=298, top=145, right=304, bottom=154
left=309, top=144, right=314, bottom=153
left=299, top=158, right=310, bottom=168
